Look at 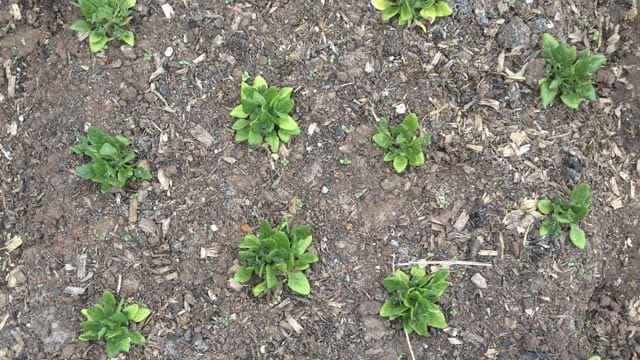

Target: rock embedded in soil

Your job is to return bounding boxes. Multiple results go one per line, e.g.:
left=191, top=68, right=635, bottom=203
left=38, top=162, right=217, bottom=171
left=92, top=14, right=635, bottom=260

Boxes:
left=496, top=17, right=531, bottom=48
left=471, top=273, right=488, bottom=289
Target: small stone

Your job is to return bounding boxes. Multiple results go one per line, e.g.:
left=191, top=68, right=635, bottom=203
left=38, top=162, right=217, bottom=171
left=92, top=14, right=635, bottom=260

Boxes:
left=364, top=62, right=374, bottom=74
left=6, top=267, right=26, bottom=288
left=496, top=16, right=531, bottom=48
left=395, top=103, right=406, bottom=114
left=120, top=45, right=136, bottom=60
left=211, top=15, right=224, bottom=29
left=471, top=273, right=488, bottom=289
left=159, top=84, right=171, bottom=97
left=321, top=186, right=329, bottom=194
left=530, top=18, right=551, bottom=33
left=164, top=47, right=174, bottom=57
left=135, top=3, right=150, bottom=17
left=334, top=127, right=346, bottom=141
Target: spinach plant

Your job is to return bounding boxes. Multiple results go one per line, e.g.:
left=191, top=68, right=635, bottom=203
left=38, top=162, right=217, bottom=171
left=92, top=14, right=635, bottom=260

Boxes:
left=371, top=0, right=452, bottom=32
left=230, top=75, right=300, bottom=153
left=539, top=33, right=606, bottom=109
left=71, top=126, right=151, bottom=193
left=79, top=291, right=151, bottom=358
left=537, top=183, right=592, bottom=249
left=70, top=0, right=136, bottom=53
left=380, top=267, right=450, bottom=336
left=233, top=218, right=319, bottom=297
left=373, top=113, right=431, bottom=173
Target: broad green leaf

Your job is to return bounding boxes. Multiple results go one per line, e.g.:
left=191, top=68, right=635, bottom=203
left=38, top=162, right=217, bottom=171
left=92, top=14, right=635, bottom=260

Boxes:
left=383, top=151, right=395, bottom=162
left=434, top=1, right=453, bottom=17
left=106, top=339, right=121, bottom=358
left=381, top=6, right=400, bottom=21
left=412, top=317, right=429, bottom=335
left=569, top=224, right=586, bottom=249
left=537, top=199, right=553, bottom=214
left=70, top=20, right=93, bottom=33
left=99, top=143, right=117, bottom=157
left=89, top=31, right=108, bottom=53
left=123, top=304, right=139, bottom=320
left=234, top=266, right=254, bottom=283
left=539, top=78, right=558, bottom=108
left=424, top=302, right=447, bottom=328
left=287, top=271, right=311, bottom=295
left=102, top=291, right=116, bottom=310
left=371, top=0, right=393, bottom=10
left=120, top=30, right=134, bottom=47
left=265, top=131, right=280, bottom=153
left=373, top=133, right=390, bottom=148
left=570, top=183, right=591, bottom=207
left=129, top=331, right=145, bottom=345
left=231, top=118, right=250, bottom=131
left=252, top=281, right=267, bottom=297
left=420, top=7, right=437, bottom=22
left=234, top=127, right=250, bottom=142
left=379, top=300, right=405, bottom=319
left=401, top=113, right=418, bottom=132
left=295, top=253, right=319, bottom=269
left=120, top=336, right=131, bottom=353
left=253, top=75, right=268, bottom=89
left=560, top=91, right=580, bottom=109
left=577, top=83, right=596, bottom=101
left=410, top=266, right=426, bottom=279
left=78, top=331, right=100, bottom=341
left=295, top=235, right=313, bottom=254
left=414, top=20, right=426, bottom=32
left=247, top=130, right=262, bottom=145
left=277, top=115, right=299, bottom=132
left=584, top=54, right=606, bottom=72
left=130, top=307, right=150, bottom=322
left=408, top=151, right=425, bottom=166
left=123, top=0, right=136, bottom=9
left=76, top=164, right=94, bottom=179
left=265, top=265, right=277, bottom=290
left=541, top=33, right=559, bottom=50
left=383, top=277, right=403, bottom=292
left=429, top=269, right=450, bottom=286
left=399, top=1, right=412, bottom=22
left=393, top=155, right=408, bottom=173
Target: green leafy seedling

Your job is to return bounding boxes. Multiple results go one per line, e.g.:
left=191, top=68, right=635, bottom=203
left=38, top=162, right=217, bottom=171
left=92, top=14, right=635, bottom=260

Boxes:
left=539, top=33, right=606, bottom=109
left=230, top=75, right=301, bottom=153
left=71, top=126, right=152, bottom=193
left=70, top=0, right=137, bottom=53
left=373, top=113, right=431, bottom=173
left=79, top=291, right=151, bottom=358
left=371, top=0, right=452, bottom=32
left=380, top=267, right=450, bottom=336
left=537, top=183, right=592, bottom=249
left=233, top=218, right=319, bottom=297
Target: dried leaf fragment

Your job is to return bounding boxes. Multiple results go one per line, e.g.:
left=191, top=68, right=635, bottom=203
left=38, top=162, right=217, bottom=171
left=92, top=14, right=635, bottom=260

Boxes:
left=2, top=235, right=23, bottom=252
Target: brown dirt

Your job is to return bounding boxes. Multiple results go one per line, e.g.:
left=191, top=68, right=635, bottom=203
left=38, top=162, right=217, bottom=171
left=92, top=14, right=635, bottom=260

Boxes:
left=0, top=0, right=639, bottom=359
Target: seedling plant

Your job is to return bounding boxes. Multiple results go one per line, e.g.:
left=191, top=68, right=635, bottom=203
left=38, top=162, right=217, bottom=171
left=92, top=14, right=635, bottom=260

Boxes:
left=373, top=113, right=431, bottom=173
left=230, top=75, right=301, bottom=153
left=71, top=126, right=151, bottom=193
left=380, top=267, right=450, bottom=335
left=371, top=0, right=452, bottom=32
left=537, top=183, right=592, bottom=249
left=78, top=291, right=151, bottom=358
left=70, top=0, right=137, bottom=53
left=233, top=218, right=319, bottom=296
left=539, top=33, right=606, bottom=109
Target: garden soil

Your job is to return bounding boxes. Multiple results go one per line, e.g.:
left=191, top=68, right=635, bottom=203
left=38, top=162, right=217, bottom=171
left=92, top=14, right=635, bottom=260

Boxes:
left=0, top=0, right=639, bottom=359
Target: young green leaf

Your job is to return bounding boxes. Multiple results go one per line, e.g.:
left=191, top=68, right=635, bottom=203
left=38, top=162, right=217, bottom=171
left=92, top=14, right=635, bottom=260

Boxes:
left=569, top=224, right=586, bottom=250
left=373, top=113, right=430, bottom=174
left=71, top=0, right=137, bottom=53
left=287, top=271, right=311, bottom=295
left=538, top=184, right=591, bottom=249
left=373, top=0, right=451, bottom=31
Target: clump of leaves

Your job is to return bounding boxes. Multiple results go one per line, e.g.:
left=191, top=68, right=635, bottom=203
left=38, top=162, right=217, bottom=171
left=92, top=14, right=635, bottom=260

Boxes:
left=380, top=267, right=450, bottom=336
left=373, top=113, right=431, bottom=173
left=70, top=0, right=136, bottom=53
left=79, top=291, right=151, bottom=359
left=71, top=126, right=151, bottom=193
left=230, top=75, right=301, bottom=153
left=539, top=33, right=606, bottom=109
left=233, top=218, right=319, bottom=297
left=371, top=0, right=452, bottom=32
left=537, top=183, right=592, bottom=249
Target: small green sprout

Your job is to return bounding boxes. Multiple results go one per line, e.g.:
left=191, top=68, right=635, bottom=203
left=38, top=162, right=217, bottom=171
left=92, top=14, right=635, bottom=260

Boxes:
left=380, top=267, right=450, bottom=336
left=70, top=0, right=136, bottom=53
left=78, top=291, right=151, bottom=358
left=373, top=113, right=431, bottom=173
left=233, top=218, right=319, bottom=297
left=537, top=183, right=591, bottom=249
left=71, top=126, right=152, bottom=193
left=230, top=75, right=301, bottom=153
left=539, top=33, right=606, bottom=109
left=371, top=0, right=452, bottom=32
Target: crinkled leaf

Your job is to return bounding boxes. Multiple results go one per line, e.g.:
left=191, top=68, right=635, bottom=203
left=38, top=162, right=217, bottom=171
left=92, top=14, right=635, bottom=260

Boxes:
left=381, top=6, right=400, bottom=21
left=287, top=271, right=311, bottom=295
left=253, top=75, right=268, bottom=89
left=230, top=105, right=249, bottom=119
left=434, top=1, right=453, bottom=17
left=70, top=20, right=93, bottom=33
left=569, top=224, right=586, bottom=249
left=537, top=199, right=553, bottom=214
left=234, top=266, right=254, bottom=283
left=129, top=331, right=145, bottom=345
left=371, top=0, right=393, bottom=10
left=399, top=1, right=412, bottom=22
left=106, top=339, right=121, bottom=358
left=424, top=302, right=447, bottom=328
left=539, top=78, right=558, bottom=108
left=265, top=131, right=280, bottom=153
left=252, top=281, right=267, bottom=297
left=401, top=113, right=418, bottom=132
left=379, top=300, right=405, bottom=319
left=393, top=155, right=408, bottom=173
left=130, top=307, right=150, bottom=323
left=560, top=91, right=581, bottom=109
left=420, top=7, right=436, bottom=22
left=372, top=133, right=391, bottom=148
left=120, top=30, right=134, bottom=47
left=265, top=265, right=277, bottom=290
left=89, top=31, right=108, bottom=53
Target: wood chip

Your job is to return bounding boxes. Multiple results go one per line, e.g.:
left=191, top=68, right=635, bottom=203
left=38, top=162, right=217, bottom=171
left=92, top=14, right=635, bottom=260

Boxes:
left=448, top=338, right=464, bottom=345
left=9, top=4, right=22, bottom=20
left=466, top=144, right=483, bottom=152
left=4, top=60, right=16, bottom=98
left=1, top=235, right=22, bottom=252
left=228, top=278, right=243, bottom=292
left=200, top=247, right=220, bottom=258
left=285, top=314, right=304, bottom=334
left=139, top=218, right=158, bottom=236
left=158, top=168, right=172, bottom=191
left=161, top=3, right=174, bottom=18
left=6, top=267, right=25, bottom=288
left=189, top=125, right=214, bottom=147
left=453, top=210, right=469, bottom=231
left=63, top=286, right=87, bottom=296
left=478, top=250, right=498, bottom=257
left=128, top=198, right=138, bottom=225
